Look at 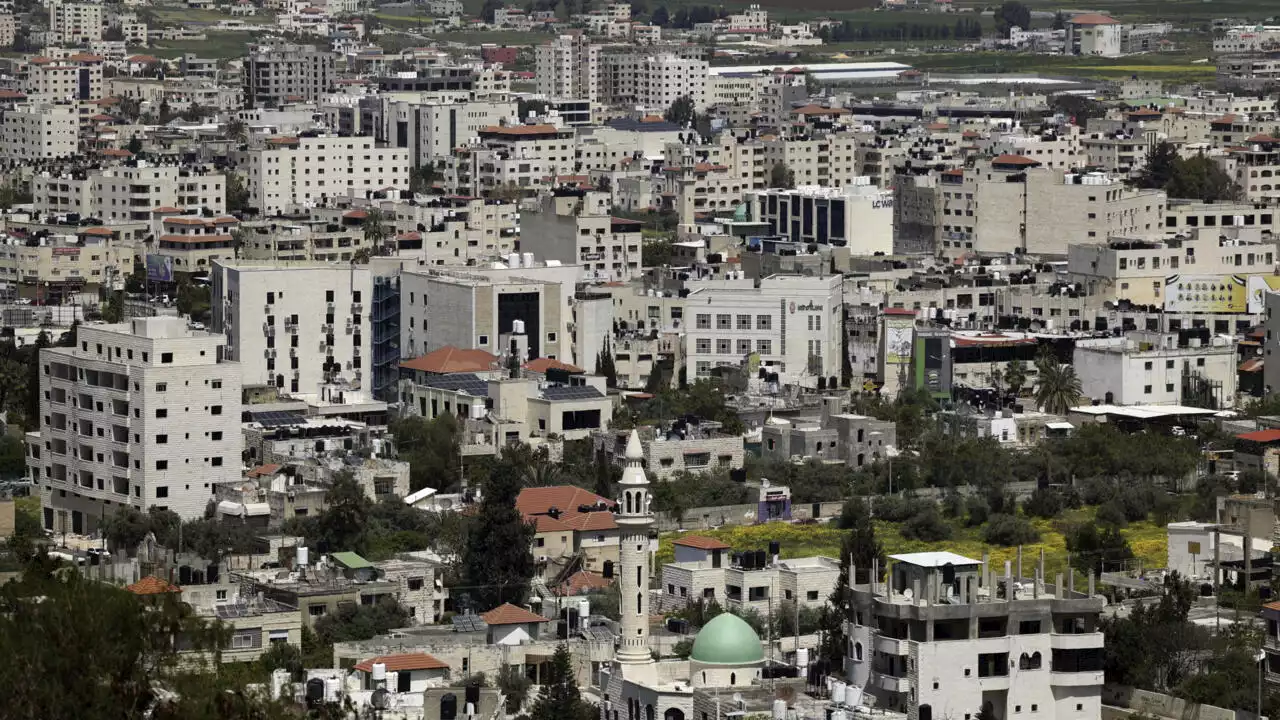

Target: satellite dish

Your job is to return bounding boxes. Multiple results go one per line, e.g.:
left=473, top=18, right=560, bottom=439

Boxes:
left=903, top=588, right=914, bottom=601
left=371, top=688, right=390, bottom=710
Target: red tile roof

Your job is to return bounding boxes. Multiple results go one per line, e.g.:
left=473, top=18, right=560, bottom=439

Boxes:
left=560, top=511, right=617, bottom=532
left=68, top=53, right=104, bottom=62
left=127, top=576, right=181, bottom=595
left=343, top=209, right=368, bottom=220
left=101, top=148, right=133, bottom=157
left=1240, top=358, right=1264, bottom=373
left=1237, top=429, right=1280, bottom=443
left=481, top=602, right=551, bottom=626
left=524, top=357, right=584, bottom=374
left=152, top=206, right=183, bottom=213
left=164, top=216, right=211, bottom=226
left=991, top=154, right=1040, bottom=166
left=158, top=234, right=233, bottom=244
left=792, top=104, right=848, bottom=117
left=80, top=227, right=113, bottom=236
left=246, top=463, right=282, bottom=478
left=882, top=308, right=917, bottom=316
left=480, top=123, right=561, bottom=136
left=557, top=570, right=611, bottom=595
left=533, top=514, right=572, bottom=532
left=674, top=535, right=731, bottom=551
left=516, top=486, right=613, bottom=517
left=1247, top=134, right=1280, bottom=144
left=353, top=653, right=449, bottom=673
left=400, top=346, right=497, bottom=374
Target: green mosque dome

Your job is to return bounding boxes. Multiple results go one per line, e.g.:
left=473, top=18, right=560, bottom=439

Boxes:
left=689, top=613, right=765, bottom=666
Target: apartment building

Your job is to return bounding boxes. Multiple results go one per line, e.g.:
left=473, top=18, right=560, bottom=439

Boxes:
left=153, top=214, right=240, bottom=274
left=1217, top=52, right=1280, bottom=93
left=236, top=136, right=410, bottom=215
left=684, top=274, right=843, bottom=388
left=519, top=189, right=643, bottom=281
left=211, top=262, right=373, bottom=395
left=383, top=195, right=518, bottom=265
left=244, top=42, right=335, bottom=108
left=28, top=317, right=244, bottom=533
left=24, top=54, right=103, bottom=102
left=1164, top=200, right=1280, bottom=237
left=0, top=230, right=136, bottom=301
left=464, top=123, right=577, bottom=194
left=1067, top=232, right=1279, bottom=306
left=1214, top=26, right=1280, bottom=53
left=1221, top=135, right=1280, bottom=203
left=749, top=181, right=894, bottom=255
left=661, top=536, right=840, bottom=615
left=32, top=164, right=226, bottom=224
left=367, top=96, right=519, bottom=167
left=235, top=219, right=368, bottom=263
left=50, top=2, right=104, bottom=45
left=399, top=262, right=578, bottom=361
left=982, top=126, right=1084, bottom=170
left=594, top=425, right=744, bottom=481
left=535, top=33, right=600, bottom=106
left=600, top=52, right=708, bottom=111
left=0, top=102, right=78, bottom=160
left=935, top=159, right=1164, bottom=256
left=0, top=13, right=14, bottom=47
left=762, top=132, right=865, bottom=188
left=846, top=551, right=1106, bottom=720
left=1074, top=330, right=1238, bottom=408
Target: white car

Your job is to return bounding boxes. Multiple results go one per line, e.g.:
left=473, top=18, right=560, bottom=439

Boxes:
left=188, top=322, right=205, bottom=331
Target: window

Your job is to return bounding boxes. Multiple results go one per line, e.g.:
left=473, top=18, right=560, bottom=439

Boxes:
left=407, top=578, right=424, bottom=591
left=211, top=457, right=223, bottom=467
left=696, top=314, right=710, bottom=329
left=155, top=383, right=167, bottom=392
left=736, top=314, right=751, bottom=330
left=155, top=435, right=167, bottom=444
left=807, top=590, right=819, bottom=601
left=757, top=339, right=772, bottom=354
left=156, top=460, right=168, bottom=470
left=156, top=486, right=168, bottom=497
left=308, top=605, right=327, bottom=617
left=212, top=379, right=222, bottom=389
left=155, top=409, right=167, bottom=418
left=716, top=314, right=732, bottom=330
left=756, top=315, right=772, bottom=330
left=1144, top=385, right=1152, bottom=394
left=695, top=339, right=711, bottom=354
left=211, top=431, right=222, bottom=441
left=160, top=353, right=173, bottom=364
left=326, top=290, right=334, bottom=302
left=210, top=405, right=222, bottom=415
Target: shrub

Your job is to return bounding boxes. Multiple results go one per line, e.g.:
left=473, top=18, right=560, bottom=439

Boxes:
left=1022, top=486, right=1064, bottom=519
left=1095, top=500, right=1128, bottom=528
left=963, top=494, right=990, bottom=527
left=901, top=505, right=953, bottom=542
left=981, top=514, right=1041, bottom=546
left=874, top=495, right=929, bottom=522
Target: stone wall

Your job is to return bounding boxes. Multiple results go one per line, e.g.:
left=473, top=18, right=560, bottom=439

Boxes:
left=1102, top=684, right=1266, bottom=720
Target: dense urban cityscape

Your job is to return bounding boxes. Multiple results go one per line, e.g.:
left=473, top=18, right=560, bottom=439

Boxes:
left=2, top=0, right=1280, bottom=718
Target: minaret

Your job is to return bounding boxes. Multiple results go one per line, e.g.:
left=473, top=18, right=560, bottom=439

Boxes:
left=615, top=429, right=653, bottom=665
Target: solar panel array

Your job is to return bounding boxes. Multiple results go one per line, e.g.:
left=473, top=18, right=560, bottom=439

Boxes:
left=542, top=384, right=604, bottom=401
left=250, top=410, right=308, bottom=427
left=422, top=373, right=489, bottom=397
left=452, top=614, right=488, bottom=633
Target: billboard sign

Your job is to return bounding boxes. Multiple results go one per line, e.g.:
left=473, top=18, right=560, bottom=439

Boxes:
left=145, top=254, right=174, bottom=283
left=884, top=316, right=914, bottom=365
left=1248, top=275, right=1280, bottom=314
left=1163, top=274, right=1247, bottom=313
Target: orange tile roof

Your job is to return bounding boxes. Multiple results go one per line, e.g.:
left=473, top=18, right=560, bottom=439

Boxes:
left=1247, top=134, right=1280, bottom=144
left=557, top=570, right=611, bottom=595
left=101, top=148, right=133, bottom=157
left=246, top=463, right=282, bottom=478
left=353, top=653, right=448, bottom=673
left=152, top=206, right=183, bottom=213
left=0, top=89, right=25, bottom=99
left=267, top=136, right=299, bottom=145
left=674, top=535, right=731, bottom=551
left=533, top=514, right=572, bottom=533
left=560, top=511, right=617, bottom=532
left=516, top=486, right=613, bottom=517
left=400, top=346, right=497, bottom=374
left=524, top=357, right=583, bottom=374
left=80, top=227, right=113, bottom=236
left=343, top=209, right=368, bottom=220
left=164, top=216, right=210, bottom=226
left=158, top=234, right=233, bottom=244
left=127, top=576, right=181, bottom=595
left=212, top=216, right=239, bottom=224
left=127, top=55, right=159, bottom=63
left=991, top=154, right=1040, bottom=166
left=1237, top=429, right=1280, bottom=443
left=68, top=53, right=104, bottom=62
left=481, top=602, right=551, bottom=626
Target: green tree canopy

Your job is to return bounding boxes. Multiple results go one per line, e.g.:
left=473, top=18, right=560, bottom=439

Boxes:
left=460, top=453, right=536, bottom=611
left=517, top=644, right=597, bottom=720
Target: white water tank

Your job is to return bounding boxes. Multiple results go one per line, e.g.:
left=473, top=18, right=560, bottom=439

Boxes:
left=297, top=546, right=309, bottom=567
left=507, top=252, right=521, bottom=268
left=512, top=319, right=525, bottom=334
left=578, top=598, right=590, bottom=620
left=831, top=711, right=847, bottom=720
left=372, top=663, right=386, bottom=682
left=844, top=686, right=861, bottom=707
left=521, top=252, right=534, bottom=267
left=831, top=680, right=846, bottom=701
left=773, top=699, right=787, bottom=719
left=796, top=647, right=809, bottom=669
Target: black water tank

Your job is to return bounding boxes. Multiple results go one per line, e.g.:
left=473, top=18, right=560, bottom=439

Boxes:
left=603, top=560, right=614, bottom=578
left=305, top=678, right=325, bottom=708
left=755, top=550, right=767, bottom=568
left=768, top=541, right=780, bottom=556
left=465, top=683, right=481, bottom=705
left=440, top=693, right=457, bottom=720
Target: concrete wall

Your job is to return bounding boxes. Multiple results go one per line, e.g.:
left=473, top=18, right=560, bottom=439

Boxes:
left=1102, top=685, right=1265, bottom=720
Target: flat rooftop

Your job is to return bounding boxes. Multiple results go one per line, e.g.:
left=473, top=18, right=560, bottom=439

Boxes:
left=890, top=551, right=982, bottom=568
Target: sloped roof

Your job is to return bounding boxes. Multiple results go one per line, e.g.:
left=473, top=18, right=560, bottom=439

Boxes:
left=991, top=154, right=1040, bottom=167
left=481, top=602, right=551, bottom=626
left=246, top=463, right=282, bottom=478
left=524, top=357, right=584, bottom=374
left=674, top=535, right=731, bottom=551
left=1069, top=13, right=1118, bottom=24
left=400, top=346, right=497, bottom=374
left=127, top=576, right=181, bottom=595
left=516, top=486, right=613, bottom=517
left=557, top=570, right=611, bottom=595
left=353, top=653, right=448, bottom=673
left=1237, top=429, right=1280, bottom=443
left=479, top=123, right=560, bottom=136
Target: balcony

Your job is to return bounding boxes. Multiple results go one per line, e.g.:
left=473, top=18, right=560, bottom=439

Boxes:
left=1050, top=671, right=1104, bottom=687
left=1050, top=632, right=1104, bottom=651
left=870, top=671, right=911, bottom=694
left=874, top=636, right=909, bottom=655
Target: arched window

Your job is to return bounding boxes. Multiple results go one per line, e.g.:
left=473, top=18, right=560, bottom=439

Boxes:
left=857, top=453, right=865, bottom=466
left=1031, top=651, right=1042, bottom=669
left=920, top=705, right=933, bottom=720
left=854, top=642, right=864, bottom=661
left=730, top=673, right=736, bottom=685
left=665, top=710, right=686, bottom=720
left=1019, top=652, right=1030, bottom=670
left=637, top=593, right=643, bottom=616
left=625, top=492, right=632, bottom=514
left=646, top=705, right=655, bottom=720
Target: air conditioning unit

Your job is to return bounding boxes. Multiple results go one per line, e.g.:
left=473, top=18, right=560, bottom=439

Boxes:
left=264, top=349, right=272, bottom=358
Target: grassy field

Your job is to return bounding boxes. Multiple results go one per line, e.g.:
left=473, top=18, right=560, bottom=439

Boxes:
left=149, top=32, right=257, bottom=59
left=657, top=506, right=1168, bottom=585
left=880, top=51, right=1216, bottom=82
left=954, top=0, right=1277, bottom=22
left=148, top=7, right=277, bottom=24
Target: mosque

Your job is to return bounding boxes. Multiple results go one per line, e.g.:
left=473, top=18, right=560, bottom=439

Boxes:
left=599, top=430, right=771, bottom=720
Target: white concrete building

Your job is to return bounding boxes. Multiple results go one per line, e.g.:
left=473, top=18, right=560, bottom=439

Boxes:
left=660, top=535, right=840, bottom=616
left=601, top=52, right=708, bottom=112
left=846, top=551, right=1106, bottom=720
left=535, top=33, right=599, bottom=105
left=399, top=262, right=578, bottom=361
left=749, top=181, right=894, bottom=255
left=0, top=102, right=78, bottom=160
left=50, top=2, right=104, bottom=45
left=236, top=136, right=411, bottom=216
left=28, top=317, right=244, bottom=532
left=211, top=261, right=373, bottom=395
left=1073, top=330, right=1238, bottom=408
left=1066, top=13, right=1122, bottom=57
left=684, top=274, right=844, bottom=388
left=32, top=164, right=226, bottom=224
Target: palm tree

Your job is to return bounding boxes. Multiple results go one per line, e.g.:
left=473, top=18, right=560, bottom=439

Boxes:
left=362, top=207, right=389, bottom=254
left=1035, top=357, right=1082, bottom=416
left=1004, top=358, right=1028, bottom=396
